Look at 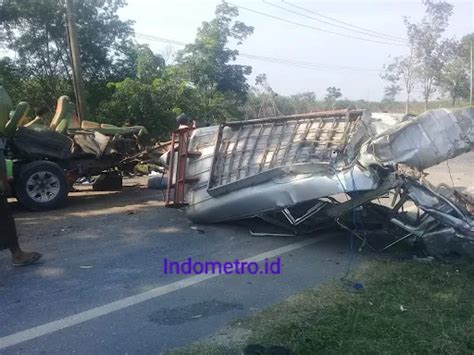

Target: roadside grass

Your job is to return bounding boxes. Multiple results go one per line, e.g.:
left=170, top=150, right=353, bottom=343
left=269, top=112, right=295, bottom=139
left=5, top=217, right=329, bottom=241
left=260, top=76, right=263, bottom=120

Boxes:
left=170, top=259, right=474, bottom=354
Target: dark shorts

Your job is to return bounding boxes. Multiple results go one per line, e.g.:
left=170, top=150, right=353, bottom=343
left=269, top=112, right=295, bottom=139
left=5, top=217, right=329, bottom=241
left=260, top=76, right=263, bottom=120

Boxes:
left=0, top=195, right=18, bottom=250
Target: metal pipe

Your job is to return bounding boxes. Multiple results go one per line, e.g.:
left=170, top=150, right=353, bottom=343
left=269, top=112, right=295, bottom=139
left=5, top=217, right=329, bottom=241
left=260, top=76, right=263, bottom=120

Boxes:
left=225, top=109, right=365, bottom=127
left=470, top=41, right=473, bottom=107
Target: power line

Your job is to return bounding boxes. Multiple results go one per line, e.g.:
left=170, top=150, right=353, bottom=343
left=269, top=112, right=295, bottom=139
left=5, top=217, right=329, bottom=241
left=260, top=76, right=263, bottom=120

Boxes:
left=282, top=0, right=407, bottom=43
left=135, top=33, right=381, bottom=73
left=135, top=34, right=185, bottom=46
left=240, top=53, right=380, bottom=73
left=266, top=0, right=407, bottom=44
left=227, top=2, right=407, bottom=47
left=135, top=33, right=382, bottom=73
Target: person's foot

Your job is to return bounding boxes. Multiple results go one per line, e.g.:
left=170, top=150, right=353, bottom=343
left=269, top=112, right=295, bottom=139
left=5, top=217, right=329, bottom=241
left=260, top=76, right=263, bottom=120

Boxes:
left=11, top=250, right=42, bottom=266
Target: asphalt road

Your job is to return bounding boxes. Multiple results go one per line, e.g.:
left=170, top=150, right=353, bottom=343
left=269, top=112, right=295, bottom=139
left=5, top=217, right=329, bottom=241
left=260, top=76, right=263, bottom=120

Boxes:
left=0, top=152, right=472, bottom=354
left=0, top=180, right=353, bottom=354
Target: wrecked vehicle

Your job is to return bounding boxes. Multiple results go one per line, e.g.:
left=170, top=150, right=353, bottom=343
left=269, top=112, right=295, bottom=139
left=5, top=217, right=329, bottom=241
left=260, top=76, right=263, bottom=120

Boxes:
left=166, top=107, right=474, bottom=259
left=0, top=86, right=148, bottom=211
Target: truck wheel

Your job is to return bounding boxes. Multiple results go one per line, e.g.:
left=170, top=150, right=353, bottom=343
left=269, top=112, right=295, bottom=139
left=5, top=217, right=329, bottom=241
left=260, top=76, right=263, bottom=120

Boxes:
left=15, top=161, right=69, bottom=211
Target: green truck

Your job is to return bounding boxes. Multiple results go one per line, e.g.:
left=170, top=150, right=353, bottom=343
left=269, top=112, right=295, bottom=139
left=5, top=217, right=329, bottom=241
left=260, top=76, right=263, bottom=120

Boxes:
left=1, top=86, right=148, bottom=211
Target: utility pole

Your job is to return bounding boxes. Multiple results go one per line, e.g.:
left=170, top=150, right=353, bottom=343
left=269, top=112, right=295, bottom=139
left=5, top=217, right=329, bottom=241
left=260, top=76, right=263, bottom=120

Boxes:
left=470, top=41, right=473, bottom=107
left=65, top=0, right=87, bottom=121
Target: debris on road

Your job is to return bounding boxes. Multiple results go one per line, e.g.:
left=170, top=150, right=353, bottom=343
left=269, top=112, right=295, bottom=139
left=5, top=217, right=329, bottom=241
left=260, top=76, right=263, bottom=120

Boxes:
left=165, top=108, right=474, bottom=259
left=147, top=170, right=168, bottom=190
left=413, top=256, right=435, bottom=263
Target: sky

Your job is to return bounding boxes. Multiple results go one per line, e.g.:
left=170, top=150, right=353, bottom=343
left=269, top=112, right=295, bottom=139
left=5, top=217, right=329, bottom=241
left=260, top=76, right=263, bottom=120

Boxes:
left=120, top=0, right=473, bottom=101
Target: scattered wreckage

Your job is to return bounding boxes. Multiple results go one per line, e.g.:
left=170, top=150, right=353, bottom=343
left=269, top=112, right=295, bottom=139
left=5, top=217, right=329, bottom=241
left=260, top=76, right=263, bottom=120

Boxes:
left=0, top=86, right=150, bottom=211
left=166, top=107, right=474, bottom=259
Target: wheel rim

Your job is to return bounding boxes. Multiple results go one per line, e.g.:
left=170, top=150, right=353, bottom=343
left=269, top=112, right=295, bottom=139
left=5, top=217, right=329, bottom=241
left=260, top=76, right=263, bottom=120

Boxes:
left=25, top=171, right=61, bottom=203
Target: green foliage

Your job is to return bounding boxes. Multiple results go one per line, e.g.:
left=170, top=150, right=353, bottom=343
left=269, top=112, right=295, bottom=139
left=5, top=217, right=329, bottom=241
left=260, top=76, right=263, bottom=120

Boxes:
left=0, top=0, right=134, bottom=112
left=290, top=92, right=318, bottom=112
left=243, top=75, right=325, bottom=119
left=176, top=1, right=254, bottom=122
left=382, top=1, right=470, bottom=111
left=405, top=0, right=453, bottom=109
left=382, top=53, right=417, bottom=113
left=1, top=0, right=469, bottom=142
left=97, top=46, right=215, bottom=137
left=438, top=38, right=470, bottom=105
left=0, top=0, right=259, bottom=133
left=243, top=74, right=281, bottom=118
left=324, top=86, right=342, bottom=108
left=136, top=45, right=166, bottom=83
left=96, top=68, right=178, bottom=138
left=99, top=1, right=256, bottom=133
left=244, top=83, right=470, bottom=119
left=383, top=83, right=402, bottom=102
left=0, top=57, right=21, bottom=101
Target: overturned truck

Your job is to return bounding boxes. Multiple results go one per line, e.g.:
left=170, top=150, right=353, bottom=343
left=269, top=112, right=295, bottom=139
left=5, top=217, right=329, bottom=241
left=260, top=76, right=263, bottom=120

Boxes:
left=167, top=108, right=474, bottom=259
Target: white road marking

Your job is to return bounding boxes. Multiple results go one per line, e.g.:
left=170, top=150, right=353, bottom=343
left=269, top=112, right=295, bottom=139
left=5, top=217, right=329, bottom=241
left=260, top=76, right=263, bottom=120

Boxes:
left=0, top=236, right=329, bottom=350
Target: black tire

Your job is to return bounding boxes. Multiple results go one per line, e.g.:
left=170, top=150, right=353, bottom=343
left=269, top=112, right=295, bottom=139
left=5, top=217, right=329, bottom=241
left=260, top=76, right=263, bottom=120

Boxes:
left=15, top=161, right=69, bottom=211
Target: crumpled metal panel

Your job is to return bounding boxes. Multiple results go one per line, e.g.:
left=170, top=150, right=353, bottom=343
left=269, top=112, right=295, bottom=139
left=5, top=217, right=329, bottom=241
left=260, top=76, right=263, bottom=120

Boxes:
left=365, top=112, right=408, bottom=136
left=358, top=108, right=474, bottom=171
left=207, top=110, right=366, bottom=197
left=182, top=108, right=473, bottom=224
left=406, top=180, right=474, bottom=236
left=187, top=163, right=378, bottom=223
left=73, top=131, right=111, bottom=158
left=184, top=110, right=378, bottom=223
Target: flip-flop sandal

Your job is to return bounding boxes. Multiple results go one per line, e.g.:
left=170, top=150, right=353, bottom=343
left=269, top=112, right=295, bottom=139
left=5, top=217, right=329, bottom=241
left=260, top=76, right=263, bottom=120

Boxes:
left=12, top=252, right=42, bottom=267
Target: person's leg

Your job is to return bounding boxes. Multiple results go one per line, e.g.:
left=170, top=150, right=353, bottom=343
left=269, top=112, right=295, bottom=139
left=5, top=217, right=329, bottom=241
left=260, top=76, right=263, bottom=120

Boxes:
left=0, top=196, right=41, bottom=266
left=0, top=194, right=19, bottom=249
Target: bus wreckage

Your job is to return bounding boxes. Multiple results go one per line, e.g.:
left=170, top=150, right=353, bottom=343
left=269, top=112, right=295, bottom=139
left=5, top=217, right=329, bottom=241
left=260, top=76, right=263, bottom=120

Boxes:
left=166, top=108, right=474, bottom=259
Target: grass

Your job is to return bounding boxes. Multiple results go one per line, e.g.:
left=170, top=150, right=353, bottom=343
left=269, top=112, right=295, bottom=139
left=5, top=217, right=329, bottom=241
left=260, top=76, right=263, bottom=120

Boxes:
left=170, top=259, right=474, bottom=354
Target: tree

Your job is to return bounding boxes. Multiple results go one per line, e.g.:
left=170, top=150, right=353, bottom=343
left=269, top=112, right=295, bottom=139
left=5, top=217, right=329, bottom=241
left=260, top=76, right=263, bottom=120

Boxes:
left=177, top=1, right=254, bottom=122
left=440, top=57, right=469, bottom=105
left=438, top=38, right=470, bottom=105
left=243, top=88, right=321, bottom=119
left=253, top=73, right=280, bottom=117
left=459, top=33, right=474, bottom=62
left=382, top=0, right=455, bottom=112
left=324, top=87, right=342, bottom=109
left=0, top=57, right=21, bottom=98
left=97, top=45, right=187, bottom=137
left=381, top=56, right=403, bottom=103
left=98, top=1, right=255, bottom=134
left=458, top=33, right=474, bottom=104
left=136, top=45, right=166, bottom=83
left=290, top=92, right=318, bottom=113
left=405, top=0, right=453, bottom=110
left=382, top=84, right=402, bottom=102
left=0, top=0, right=134, bottom=112
left=382, top=50, right=417, bottom=114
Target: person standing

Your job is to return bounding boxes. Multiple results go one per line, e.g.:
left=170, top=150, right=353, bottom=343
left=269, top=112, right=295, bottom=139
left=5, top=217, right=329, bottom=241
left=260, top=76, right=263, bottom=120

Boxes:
left=0, top=137, right=42, bottom=266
